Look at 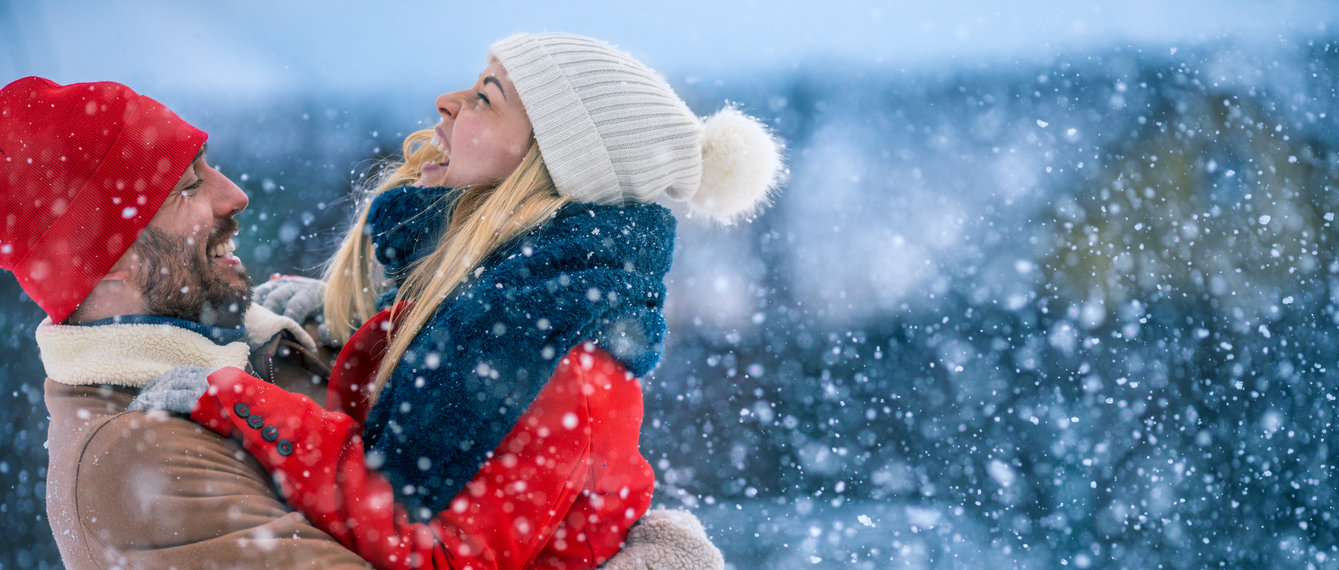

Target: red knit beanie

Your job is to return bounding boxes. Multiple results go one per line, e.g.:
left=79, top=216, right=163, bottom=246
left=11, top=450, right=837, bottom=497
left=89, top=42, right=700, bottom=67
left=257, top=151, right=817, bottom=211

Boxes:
left=0, top=77, right=206, bottom=323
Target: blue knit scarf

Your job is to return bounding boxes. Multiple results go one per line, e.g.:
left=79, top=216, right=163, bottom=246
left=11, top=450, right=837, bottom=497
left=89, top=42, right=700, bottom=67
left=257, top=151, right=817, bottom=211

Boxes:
left=360, top=185, right=674, bottom=520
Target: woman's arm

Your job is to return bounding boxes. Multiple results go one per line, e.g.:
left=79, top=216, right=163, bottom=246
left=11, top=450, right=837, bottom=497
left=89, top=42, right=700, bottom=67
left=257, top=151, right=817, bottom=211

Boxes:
left=191, top=346, right=652, bottom=569
left=193, top=368, right=475, bottom=568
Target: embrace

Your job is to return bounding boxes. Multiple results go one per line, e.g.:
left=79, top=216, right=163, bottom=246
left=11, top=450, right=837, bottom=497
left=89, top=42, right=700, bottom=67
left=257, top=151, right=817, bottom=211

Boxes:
left=0, top=32, right=783, bottom=569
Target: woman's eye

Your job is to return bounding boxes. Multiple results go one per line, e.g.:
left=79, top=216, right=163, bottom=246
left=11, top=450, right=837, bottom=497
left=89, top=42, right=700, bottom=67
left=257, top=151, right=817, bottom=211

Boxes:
left=476, top=92, right=491, bottom=106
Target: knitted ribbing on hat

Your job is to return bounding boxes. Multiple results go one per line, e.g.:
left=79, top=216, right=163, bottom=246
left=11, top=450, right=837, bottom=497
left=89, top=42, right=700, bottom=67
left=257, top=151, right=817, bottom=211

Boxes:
left=490, top=33, right=704, bottom=208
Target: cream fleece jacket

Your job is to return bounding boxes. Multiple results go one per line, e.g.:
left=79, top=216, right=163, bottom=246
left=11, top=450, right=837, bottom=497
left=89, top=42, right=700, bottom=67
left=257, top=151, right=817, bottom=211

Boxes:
left=36, top=304, right=313, bottom=388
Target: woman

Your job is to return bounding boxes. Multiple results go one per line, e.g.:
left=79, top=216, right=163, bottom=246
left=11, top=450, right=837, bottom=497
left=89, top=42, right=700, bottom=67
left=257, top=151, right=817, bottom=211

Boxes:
left=135, top=32, right=783, bottom=569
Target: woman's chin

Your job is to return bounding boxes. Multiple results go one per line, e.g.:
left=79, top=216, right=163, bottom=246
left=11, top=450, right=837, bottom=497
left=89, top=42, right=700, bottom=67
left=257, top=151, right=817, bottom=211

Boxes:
left=418, top=162, right=449, bottom=187
left=416, top=174, right=449, bottom=188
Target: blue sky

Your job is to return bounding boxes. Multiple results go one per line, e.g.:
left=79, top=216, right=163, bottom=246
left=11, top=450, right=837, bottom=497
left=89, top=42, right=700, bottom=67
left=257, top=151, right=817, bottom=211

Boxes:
left=5, top=0, right=1338, bottom=102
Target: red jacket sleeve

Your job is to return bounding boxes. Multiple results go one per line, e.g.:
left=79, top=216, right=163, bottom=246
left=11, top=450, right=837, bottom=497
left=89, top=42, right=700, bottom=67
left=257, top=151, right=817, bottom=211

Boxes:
left=528, top=346, right=656, bottom=567
left=323, top=306, right=399, bottom=426
left=191, top=341, right=652, bottom=569
left=193, top=367, right=463, bottom=568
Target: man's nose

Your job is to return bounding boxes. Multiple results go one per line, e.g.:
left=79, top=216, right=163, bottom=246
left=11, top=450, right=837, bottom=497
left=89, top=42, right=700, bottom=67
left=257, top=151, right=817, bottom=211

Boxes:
left=211, top=169, right=248, bottom=217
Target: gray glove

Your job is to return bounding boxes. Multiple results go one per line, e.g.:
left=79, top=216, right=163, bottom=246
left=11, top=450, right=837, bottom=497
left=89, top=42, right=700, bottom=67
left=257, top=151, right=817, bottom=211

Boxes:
left=128, top=366, right=213, bottom=414
left=253, top=275, right=327, bottom=325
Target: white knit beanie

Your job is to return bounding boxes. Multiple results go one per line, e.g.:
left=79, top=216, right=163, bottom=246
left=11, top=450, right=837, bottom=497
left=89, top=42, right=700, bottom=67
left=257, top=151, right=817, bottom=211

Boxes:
left=489, top=33, right=784, bottom=224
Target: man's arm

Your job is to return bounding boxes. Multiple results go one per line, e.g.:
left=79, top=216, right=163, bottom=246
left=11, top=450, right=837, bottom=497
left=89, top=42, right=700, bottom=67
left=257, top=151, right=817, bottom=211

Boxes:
left=73, top=411, right=370, bottom=569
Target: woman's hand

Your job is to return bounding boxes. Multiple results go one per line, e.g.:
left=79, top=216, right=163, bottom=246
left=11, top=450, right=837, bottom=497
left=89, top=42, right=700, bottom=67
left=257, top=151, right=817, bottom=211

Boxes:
left=128, top=366, right=213, bottom=414
left=253, top=275, right=327, bottom=325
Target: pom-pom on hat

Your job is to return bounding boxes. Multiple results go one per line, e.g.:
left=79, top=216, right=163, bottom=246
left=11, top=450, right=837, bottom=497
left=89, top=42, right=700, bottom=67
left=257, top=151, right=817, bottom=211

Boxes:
left=0, top=77, right=206, bottom=322
left=489, top=33, right=785, bottom=224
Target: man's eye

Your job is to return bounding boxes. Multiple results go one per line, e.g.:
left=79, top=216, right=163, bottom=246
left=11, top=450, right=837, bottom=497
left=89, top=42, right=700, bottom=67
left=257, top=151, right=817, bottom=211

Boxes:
left=182, top=179, right=204, bottom=195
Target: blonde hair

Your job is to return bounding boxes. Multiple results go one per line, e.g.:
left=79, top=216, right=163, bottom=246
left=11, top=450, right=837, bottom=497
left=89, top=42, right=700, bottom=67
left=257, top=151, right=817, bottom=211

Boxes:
left=323, top=129, right=569, bottom=401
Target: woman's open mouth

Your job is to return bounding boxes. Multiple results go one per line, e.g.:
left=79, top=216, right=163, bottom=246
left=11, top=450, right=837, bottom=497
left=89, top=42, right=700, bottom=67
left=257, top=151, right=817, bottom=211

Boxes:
left=428, top=128, right=451, bottom=167
left=420, top=129, right=452, bottom=181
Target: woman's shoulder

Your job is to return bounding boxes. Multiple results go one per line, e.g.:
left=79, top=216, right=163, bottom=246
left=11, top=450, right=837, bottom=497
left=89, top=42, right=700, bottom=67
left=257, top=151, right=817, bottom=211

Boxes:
left=496, top=202, right=676, bottom=275
left=550, top=201, right=676, bottom=231
left=526, top=201, right=677, bottom=251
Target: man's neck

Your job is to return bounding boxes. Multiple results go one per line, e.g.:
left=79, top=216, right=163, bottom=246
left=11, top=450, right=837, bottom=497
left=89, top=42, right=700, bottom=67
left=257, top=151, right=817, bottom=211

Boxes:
left=65, top=280, right=148, bottom=325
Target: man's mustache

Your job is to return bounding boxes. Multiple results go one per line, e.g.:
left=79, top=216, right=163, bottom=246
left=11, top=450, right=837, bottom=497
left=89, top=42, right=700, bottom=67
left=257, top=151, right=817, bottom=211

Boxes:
left=208, top=217, right=238, bottom=248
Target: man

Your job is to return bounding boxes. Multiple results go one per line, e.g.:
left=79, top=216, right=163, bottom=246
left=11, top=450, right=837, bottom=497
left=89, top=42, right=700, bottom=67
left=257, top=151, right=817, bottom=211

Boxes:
left=1, top=76, right=372, bottom=569
left=0, top=77, right=721, bottom=569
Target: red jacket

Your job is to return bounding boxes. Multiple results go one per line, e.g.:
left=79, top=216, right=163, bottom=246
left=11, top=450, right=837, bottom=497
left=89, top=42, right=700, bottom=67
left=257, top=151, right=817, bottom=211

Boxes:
left=192, top=308, right=655, bottom=569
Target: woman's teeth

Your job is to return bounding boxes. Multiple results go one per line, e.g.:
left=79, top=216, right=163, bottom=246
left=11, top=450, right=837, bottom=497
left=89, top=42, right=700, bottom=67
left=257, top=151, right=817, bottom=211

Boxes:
left=209, top=239, right=237, bottom=258
left=430, top=133, right=447, bottom=152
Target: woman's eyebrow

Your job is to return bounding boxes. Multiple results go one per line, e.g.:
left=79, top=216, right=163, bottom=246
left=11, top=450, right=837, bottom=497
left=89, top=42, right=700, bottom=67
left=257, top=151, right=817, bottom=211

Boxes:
left=483, top=76, right=508, bottom=101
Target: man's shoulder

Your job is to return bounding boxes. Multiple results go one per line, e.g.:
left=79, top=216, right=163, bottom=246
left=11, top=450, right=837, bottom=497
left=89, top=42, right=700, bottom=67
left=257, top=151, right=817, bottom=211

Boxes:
left=50, top=391, right=371, bottom=568
left=83, top=406, right=235, bottom=453
left=44, top=379, right=225, bottom=457
left=70, top=408, right=245, bottom=503
left=44, top=384, right=270, bottom=525
left=77, top=406, right=271, bottom=497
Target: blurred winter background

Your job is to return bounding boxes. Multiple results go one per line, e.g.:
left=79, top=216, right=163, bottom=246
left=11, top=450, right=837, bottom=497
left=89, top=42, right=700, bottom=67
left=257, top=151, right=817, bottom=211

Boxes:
left=6, top=0, right=1339, bottom=567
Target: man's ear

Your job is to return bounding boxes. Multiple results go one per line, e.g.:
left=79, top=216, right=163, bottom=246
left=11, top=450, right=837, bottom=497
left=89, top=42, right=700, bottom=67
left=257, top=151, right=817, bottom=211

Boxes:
left=101, top=249, right=140, bottom=282
left=101, top=268, right=134, bottom=282
left=68, top=248, right=147, bottom=324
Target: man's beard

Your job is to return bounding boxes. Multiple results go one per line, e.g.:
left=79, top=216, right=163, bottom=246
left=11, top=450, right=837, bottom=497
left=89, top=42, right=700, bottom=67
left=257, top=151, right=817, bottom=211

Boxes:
left=132, top=225, right=253, bottom=329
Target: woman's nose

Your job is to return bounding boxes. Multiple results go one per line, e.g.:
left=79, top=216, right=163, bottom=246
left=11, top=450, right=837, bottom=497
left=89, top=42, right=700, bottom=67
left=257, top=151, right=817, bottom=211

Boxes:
left=435, top=91, right=463, bottom=120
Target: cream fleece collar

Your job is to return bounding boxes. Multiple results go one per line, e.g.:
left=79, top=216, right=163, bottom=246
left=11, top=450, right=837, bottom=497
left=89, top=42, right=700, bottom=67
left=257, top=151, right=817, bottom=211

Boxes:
left=36, top=305, right=315, bottom=388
